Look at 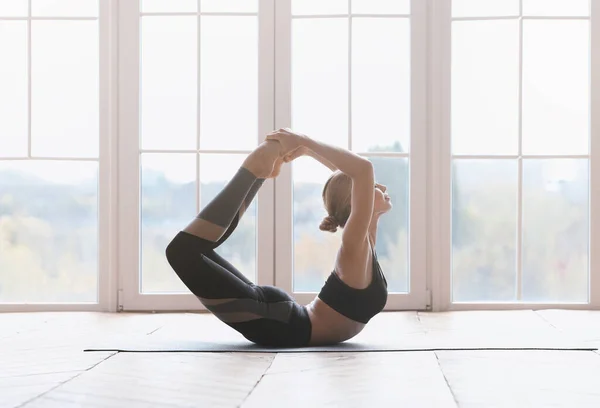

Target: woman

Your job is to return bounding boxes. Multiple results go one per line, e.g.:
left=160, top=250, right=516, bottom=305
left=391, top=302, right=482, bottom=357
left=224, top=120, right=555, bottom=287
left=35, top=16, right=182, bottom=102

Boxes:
left=165, top=128, right=392, bottom=347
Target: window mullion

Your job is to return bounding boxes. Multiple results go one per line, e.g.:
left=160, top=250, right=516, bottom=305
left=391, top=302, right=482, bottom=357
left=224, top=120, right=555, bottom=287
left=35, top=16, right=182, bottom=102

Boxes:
left=589, top=0, right=600, bottom=307
left=516, top=0, right=524, bottom=301
left=27, top=0, right=31, bottom=157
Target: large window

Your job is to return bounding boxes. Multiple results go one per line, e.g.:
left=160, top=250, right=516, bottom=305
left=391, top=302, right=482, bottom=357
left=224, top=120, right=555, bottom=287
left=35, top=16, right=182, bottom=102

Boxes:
left=0, top=0, right=100, bottom=303
left=451, top=0, right=591, bottom=303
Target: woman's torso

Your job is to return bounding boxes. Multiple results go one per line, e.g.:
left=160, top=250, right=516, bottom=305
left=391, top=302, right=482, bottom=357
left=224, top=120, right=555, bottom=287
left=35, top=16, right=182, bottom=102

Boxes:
left=305, top=241, right=387, bottom=346
left=306, top=299, right=366, bottom=345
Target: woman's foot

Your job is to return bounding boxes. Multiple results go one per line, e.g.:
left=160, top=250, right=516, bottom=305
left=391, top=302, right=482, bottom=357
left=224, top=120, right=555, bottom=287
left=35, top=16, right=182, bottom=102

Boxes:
left=268, top=156, right=284, bottom=178
left=242, top=141, right=284, bottom=179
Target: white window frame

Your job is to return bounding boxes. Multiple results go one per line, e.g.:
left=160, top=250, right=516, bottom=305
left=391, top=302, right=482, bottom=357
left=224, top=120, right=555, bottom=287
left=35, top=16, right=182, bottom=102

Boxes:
left=0, top=0, right=118, bottom=312
left=273, top=0, right=429, bottom=310
left=428, top=0, right=600, bottom=311
left=117, top=0, right=276, bottom=311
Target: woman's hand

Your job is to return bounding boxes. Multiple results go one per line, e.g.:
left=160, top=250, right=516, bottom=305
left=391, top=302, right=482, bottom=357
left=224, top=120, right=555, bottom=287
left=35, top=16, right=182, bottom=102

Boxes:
left=283, top=146, right=310, bottom=163
left=265, top=128, right=308, bottom=156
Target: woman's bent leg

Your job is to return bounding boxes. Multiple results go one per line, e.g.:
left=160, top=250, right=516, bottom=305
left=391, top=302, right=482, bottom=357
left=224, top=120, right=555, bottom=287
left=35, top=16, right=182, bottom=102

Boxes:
left=165, top=232, right=255, bottom=297
left=165, top=233, right=311, bottom=347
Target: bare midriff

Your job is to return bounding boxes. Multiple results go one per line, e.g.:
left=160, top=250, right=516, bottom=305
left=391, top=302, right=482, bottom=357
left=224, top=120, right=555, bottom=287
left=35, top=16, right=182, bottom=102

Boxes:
left=305, top=297, right=366, bottom=346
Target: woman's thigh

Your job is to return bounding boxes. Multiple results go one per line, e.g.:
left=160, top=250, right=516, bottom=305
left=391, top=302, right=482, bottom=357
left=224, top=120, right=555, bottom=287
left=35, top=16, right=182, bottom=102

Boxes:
left=166, top=231, right=256, bottom=299
left=166, top=232, right=311, bottom=347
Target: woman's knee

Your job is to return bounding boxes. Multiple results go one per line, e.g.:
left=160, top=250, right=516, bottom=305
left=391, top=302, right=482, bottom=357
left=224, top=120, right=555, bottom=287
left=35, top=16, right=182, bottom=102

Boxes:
left=165, top=234, right=211, bottom=297
left=165, top=233, right=210, bottom=280
left=165, top=237, right=179, bottom=268
left=165, top=232, right=212, bottom=263
left=165, top=233, right=187, bottom=268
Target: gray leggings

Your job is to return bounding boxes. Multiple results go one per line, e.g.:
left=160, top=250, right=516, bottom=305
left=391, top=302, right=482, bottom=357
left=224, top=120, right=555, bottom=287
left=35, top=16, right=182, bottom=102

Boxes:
left=166, top=229, right=312, bottom=347
left=165, top=167, right=311, bottom=348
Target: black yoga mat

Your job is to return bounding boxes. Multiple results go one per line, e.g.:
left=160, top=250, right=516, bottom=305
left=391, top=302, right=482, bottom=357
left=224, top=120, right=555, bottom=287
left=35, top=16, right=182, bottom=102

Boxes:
left=85, top=337, right=597, bottom=353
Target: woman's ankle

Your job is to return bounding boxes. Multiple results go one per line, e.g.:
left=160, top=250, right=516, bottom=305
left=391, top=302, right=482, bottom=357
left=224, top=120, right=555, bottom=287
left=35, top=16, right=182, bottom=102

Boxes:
left=242, top=141, right=282, bottom=178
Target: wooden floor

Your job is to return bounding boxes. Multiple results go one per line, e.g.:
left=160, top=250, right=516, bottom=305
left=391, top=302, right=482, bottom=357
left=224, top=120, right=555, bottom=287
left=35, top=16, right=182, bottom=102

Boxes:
left=1, top=310, right=600, bottom=407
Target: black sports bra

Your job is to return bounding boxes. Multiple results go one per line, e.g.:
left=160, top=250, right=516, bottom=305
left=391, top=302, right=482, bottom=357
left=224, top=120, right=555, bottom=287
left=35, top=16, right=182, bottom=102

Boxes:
left=317, top=246, right=388, bottom=324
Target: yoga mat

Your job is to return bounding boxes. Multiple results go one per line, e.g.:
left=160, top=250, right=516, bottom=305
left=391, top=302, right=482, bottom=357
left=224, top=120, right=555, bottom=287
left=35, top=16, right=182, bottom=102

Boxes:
left=85, top=334, right=597, bottom=353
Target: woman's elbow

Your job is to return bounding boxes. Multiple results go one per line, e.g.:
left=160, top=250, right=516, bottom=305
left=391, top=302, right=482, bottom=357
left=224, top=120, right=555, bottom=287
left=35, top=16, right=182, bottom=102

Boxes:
left=360, top=159, right=374, bottom=177
left=350, top=159, right=373, bottom=180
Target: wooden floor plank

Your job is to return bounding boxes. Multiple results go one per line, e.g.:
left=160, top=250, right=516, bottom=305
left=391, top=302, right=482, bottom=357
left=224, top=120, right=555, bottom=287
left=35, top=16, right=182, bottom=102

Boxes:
left=242, top=352, right=457, bottom=408
left=534, top=310, right=600, bottom=332
left=436, top=350, right=600, bottom=407
left=0, top=344, right=116, bottom=378
left=535, top=310, right=600, bottom=348
left=417, top=310, right=557, bottom=333
left=0, top=372, right=81, bottom=408
left=0, top=350, right=115, bottom=407
left=23, top=352, right=275, bottom=408
left=0, top=313, right=63, bottom=340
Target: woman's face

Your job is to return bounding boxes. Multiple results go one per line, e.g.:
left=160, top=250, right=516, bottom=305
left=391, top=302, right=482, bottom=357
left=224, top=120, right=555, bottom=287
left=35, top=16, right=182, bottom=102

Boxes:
left=374, top=182, right=392, bottom=214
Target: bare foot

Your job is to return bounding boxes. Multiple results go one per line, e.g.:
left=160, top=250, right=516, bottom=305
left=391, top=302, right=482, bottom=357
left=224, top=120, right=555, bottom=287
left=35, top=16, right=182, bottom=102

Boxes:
left=242, top=140, right=283, bottom=179
left=268, top=156, right=284, bottom=178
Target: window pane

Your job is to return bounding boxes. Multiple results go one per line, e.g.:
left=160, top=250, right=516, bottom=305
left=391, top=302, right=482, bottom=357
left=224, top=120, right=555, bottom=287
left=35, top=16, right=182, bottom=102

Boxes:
left=352, top=18, right=409, bottom=153
left=293, top=157, right=339, bottom=292
left=141, top=0, right=197, bottom=13
left=32, top=0, right=98, bottom=17
left=200, top=154, right=256, bottom=282
left=31, top=21, right=99, bottom=158
left=141, top=153, right=196, bottom=294
left=523, top=0, right=589, bottom=17
left=452, top=21, right=519, bottom=155
left=0, top=0, right=27, bottom=16
left=292, top=19, right=348, bottom=148
left=0, top=161, right=98, bottom=303
left=352, top=0, right=409, bottom=14
left=522, top=159, right=588, bottom=302
left=292, top=0, right=347, bottom=15
left=200, top=17, right=257, bottom=150
left=141, top=17, right=197, bottom=150
left=371, top=157, right=409, bottom=293
left=452, top=0, right=519, bottom=18
left=522, top=21, right=589, bottom=155
left=201, top=0, right=258, bottom=13
left=452, top=160, right=517, bottom=302
left=0, top=22, right=28, bottom=157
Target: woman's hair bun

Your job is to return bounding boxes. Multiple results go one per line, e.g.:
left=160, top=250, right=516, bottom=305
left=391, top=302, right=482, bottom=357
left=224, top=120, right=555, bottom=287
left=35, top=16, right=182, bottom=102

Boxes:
left=319, top=215, right=339, bottom=233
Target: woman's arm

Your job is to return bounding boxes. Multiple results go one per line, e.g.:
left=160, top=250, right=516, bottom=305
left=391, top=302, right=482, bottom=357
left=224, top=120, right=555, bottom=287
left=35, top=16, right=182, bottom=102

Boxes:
left=268, top=129, right=374, bottom=248
left=307, top=150, right=337, bottom=171
left=302, top=137, right=372, bottom=179
left=284, top=146, right=338, bottom=172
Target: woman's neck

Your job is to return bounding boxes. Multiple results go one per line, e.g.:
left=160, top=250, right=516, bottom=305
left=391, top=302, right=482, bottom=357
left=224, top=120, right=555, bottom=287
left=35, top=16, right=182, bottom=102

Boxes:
left=368, top=214, right=381, bottom=245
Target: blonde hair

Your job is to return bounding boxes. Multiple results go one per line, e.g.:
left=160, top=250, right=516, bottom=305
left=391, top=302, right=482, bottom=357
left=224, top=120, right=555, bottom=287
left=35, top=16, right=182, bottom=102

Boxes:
left=319, top=171, right=352, bottom=233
